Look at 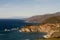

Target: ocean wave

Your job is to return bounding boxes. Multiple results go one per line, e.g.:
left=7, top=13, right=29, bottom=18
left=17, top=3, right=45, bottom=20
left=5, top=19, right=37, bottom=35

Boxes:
left=25, top=39, right=30, bottom=40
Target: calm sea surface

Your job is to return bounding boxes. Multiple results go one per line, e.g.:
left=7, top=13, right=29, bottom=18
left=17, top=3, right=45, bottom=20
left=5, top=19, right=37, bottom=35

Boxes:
left=0, top=31, right=60, bottom=40
left=0, top=19, right=60, bottom=40
left=0, top=31, right=45, bottom=40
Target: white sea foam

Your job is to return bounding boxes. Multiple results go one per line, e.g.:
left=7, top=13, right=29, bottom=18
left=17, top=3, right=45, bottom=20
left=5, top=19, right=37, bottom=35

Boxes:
left=25, top=39, right=30, bottom=40
left=43, top=35, right=50, bottom=38
left=4, top=29, right=10, bottom=32
left=19, top=30, right=22, bottom=32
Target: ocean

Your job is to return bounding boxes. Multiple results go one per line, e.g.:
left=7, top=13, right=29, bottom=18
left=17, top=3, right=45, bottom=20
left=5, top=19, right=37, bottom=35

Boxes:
left=0, top=31, right=46, bottom=40
left=0, top=19, right=59, bottom=40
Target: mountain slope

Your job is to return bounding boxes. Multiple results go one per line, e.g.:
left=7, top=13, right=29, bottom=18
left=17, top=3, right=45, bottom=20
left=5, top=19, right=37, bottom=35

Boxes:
left=43, top=16, right=60, bottom=23
left=26, top=12, right=60, bottom=23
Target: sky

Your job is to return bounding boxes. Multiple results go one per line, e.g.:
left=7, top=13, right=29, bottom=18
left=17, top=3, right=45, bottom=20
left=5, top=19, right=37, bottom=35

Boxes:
left=0, top=0, right=60, bottom=18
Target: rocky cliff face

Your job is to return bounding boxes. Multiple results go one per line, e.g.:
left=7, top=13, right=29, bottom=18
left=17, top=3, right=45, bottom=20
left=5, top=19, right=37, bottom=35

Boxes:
left=19, top=23, right=60, bottom=38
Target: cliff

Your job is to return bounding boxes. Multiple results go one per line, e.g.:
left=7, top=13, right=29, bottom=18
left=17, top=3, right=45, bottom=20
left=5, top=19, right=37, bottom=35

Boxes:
left=19, top=15, right=60, bottom=38
left=19, top=23, right=60, bottom=38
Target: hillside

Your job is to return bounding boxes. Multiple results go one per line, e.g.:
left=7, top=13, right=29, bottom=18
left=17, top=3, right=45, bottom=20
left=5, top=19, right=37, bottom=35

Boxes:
left=19, top=13, right=60, bottom=38
left=26, top=12, right=60, bottom=23
left=42, top=16, right=60, bottom=24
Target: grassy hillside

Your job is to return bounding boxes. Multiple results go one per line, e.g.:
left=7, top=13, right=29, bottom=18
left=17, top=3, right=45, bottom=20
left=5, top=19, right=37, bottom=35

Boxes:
left=42, top=16, right=60, bottom=24
left=26, top=12, right=60, bottom=23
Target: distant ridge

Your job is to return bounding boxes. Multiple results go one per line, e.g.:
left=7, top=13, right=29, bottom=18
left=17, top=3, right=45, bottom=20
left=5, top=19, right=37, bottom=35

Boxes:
left=25, top=12, right=60, bottom=23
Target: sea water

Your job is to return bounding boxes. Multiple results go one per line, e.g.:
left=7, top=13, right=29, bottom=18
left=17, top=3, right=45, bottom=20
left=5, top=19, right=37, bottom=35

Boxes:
left=0, top=31, right=46, bottom=40
left=0, top=19, right=59, bottom=40
left=0, top=31, right=60, bottom=40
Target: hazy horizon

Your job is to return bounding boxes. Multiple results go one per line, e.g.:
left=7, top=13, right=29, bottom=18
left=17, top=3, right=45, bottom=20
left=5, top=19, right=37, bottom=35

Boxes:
left=0, top=0, right=60, bottom=18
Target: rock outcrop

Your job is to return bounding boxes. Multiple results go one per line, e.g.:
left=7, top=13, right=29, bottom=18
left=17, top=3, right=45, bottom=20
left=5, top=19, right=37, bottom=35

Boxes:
left=19, top=23, right=60, bottom=38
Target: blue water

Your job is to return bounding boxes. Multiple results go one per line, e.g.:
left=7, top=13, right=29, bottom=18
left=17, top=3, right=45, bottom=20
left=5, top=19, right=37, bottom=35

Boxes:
left=0, top=31, right=46, bottom=40
left=0, top=19, right=39, bottom=30
left=0, top=19, right=45, bottom=40
left=0, top=19, right=26, bottom=30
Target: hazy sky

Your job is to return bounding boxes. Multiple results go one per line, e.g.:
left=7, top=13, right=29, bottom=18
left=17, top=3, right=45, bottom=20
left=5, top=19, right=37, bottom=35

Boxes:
left=0, top=0, right=60, bottom=18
